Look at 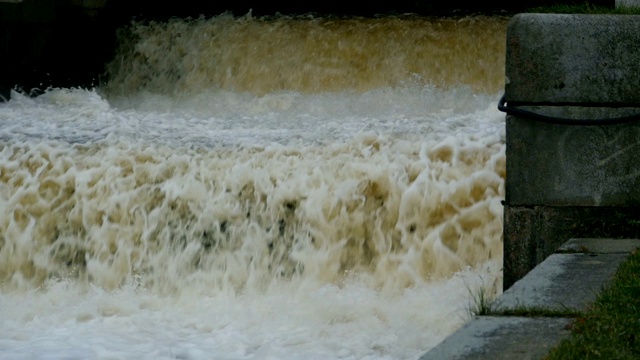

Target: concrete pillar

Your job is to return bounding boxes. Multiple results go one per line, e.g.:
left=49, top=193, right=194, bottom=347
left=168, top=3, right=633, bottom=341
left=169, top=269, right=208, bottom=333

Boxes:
left=503, top=14, right=640, bottom=289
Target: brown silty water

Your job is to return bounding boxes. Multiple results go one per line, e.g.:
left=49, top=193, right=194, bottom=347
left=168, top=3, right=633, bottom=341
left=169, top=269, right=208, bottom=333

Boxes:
left=103, top=14, right=507, bottom=96
left=0, top=14, right=508, bottom=295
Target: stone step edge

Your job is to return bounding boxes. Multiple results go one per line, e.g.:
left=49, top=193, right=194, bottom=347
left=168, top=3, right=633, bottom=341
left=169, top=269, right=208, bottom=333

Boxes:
left=420, top=238, right=640, bottom=360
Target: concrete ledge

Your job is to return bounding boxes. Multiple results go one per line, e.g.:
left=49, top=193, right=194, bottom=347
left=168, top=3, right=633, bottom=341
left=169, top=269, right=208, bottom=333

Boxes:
left=495, top=252, right=629, bottom=312
left=420, top=317, right=573, bottom=360
left=506, top=13, right=640, bottom=105
left=422, top=238, right=640, bottom=360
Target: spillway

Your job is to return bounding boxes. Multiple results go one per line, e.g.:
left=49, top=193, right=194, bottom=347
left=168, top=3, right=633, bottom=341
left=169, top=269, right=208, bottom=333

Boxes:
left=0, top=14, right=508, bottom=359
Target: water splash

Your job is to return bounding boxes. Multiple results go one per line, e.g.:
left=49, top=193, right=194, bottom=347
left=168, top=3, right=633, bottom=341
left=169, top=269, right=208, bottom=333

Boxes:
left=103, top=14, right=508, bottom=97
left=0, top=13, right=508, bottom=359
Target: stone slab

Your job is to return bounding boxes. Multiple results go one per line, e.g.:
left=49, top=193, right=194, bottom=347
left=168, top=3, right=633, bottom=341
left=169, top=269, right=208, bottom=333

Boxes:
left=495, top=252, right=628, bottom=312
left=505, top=13, right=640, bottom=105
left=420, top=317, right=573, bottom=360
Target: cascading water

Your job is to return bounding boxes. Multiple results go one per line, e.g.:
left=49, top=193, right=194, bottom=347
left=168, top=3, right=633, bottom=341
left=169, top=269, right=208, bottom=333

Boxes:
left=0, top=13, right=508, bottom=360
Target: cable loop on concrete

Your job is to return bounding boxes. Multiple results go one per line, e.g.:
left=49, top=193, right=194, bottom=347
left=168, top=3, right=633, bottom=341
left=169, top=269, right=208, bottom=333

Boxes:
left=498, top=95, right=640, bottom=126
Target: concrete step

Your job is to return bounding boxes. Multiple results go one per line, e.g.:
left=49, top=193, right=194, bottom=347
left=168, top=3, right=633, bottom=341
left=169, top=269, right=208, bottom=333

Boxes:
left=420, top=238, right=640, bottom=360
left=421, top=316, right=573, bottom=360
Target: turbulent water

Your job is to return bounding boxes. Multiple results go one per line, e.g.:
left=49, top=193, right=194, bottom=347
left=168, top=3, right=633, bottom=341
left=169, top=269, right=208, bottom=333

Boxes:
left=0, top=13, right=508, bottom=360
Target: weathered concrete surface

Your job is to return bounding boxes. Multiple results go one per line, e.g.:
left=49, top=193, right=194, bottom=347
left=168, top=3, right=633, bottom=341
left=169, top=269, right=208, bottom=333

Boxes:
left=503, top=13, right=640, bottom=287
left=503, top=206, right=537, bottom=289
left=495, top=252, right=629, bottom=311
left=503, top=206, right=640, bottom=289
left=421, top=317, right=573, bottom=360
left=506, top=113, right=640, bottom=207
left=422, top=238, right=639, bottom=360
left=505, top=14, right=640, bottom=105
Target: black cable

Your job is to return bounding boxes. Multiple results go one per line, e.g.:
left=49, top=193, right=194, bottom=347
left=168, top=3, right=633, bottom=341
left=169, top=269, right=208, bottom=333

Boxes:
left=497, top=95, right=640, bottom=126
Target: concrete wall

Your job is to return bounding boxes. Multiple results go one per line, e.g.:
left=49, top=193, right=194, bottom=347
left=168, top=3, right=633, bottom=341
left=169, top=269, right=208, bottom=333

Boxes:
left=503, top=13, right=640, bottom=289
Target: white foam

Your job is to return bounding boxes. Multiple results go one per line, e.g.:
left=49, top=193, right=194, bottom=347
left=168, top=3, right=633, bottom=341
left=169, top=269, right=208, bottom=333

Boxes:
left=0, top=261, right=502, bottom=360
left=0, top=14, right=508, bottom=360
left=0, top=86, right=505, bottom=359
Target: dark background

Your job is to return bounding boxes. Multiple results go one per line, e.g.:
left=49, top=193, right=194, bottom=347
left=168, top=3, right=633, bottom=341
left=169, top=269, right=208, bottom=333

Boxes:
left=113, top=0, right=612, bottom=19
left=0, top=0, right=614, bottom=100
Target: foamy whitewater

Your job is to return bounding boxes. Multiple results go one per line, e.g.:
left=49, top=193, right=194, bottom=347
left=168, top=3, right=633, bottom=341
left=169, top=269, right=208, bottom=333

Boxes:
left=0, top=14, right=508, bottom=359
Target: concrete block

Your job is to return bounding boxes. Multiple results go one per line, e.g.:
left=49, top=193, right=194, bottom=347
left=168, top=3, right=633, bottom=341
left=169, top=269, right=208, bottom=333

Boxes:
left=506, top=13, right=640, bottom=105
left=504, top=14, right=640, bottom=287
left=505, top=16, right=640, bottom=206
left=506, top=113, right=640, bottom=207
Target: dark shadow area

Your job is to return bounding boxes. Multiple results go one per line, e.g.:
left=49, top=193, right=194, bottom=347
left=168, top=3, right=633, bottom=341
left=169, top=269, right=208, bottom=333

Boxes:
left=109, top=0, right=613, bottom=19
left=504, top=205, right=640, bottom=290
